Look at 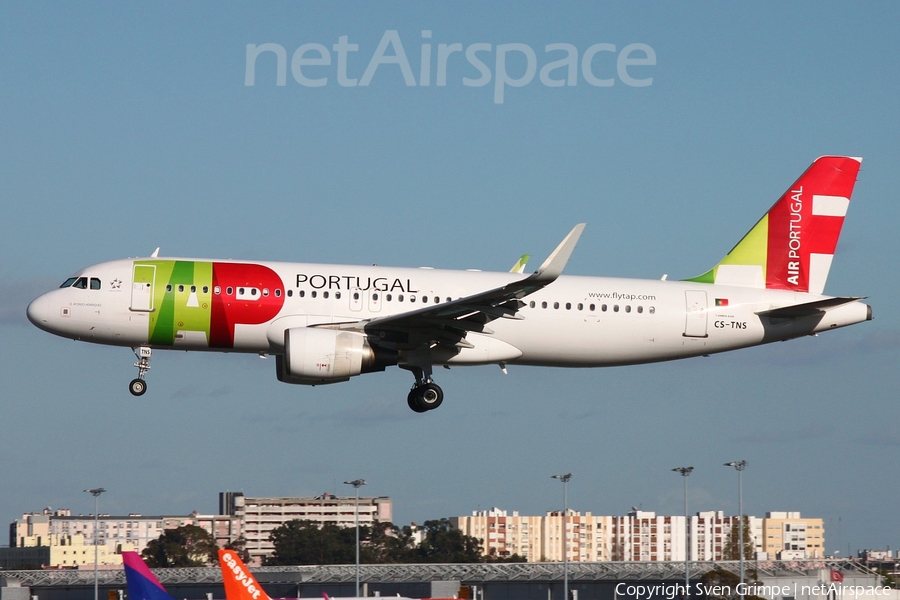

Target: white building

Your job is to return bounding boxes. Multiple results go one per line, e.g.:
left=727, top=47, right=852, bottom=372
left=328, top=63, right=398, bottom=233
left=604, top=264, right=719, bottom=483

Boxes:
left=6, top=508, right=242, bottom=568
left=220, top=491, right=393, bottom=565
left=454, top=508, right=819, bottom=563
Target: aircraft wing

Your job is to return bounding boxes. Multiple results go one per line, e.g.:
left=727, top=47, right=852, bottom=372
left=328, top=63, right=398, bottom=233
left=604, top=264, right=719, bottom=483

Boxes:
left=324, top=224, right=585, bottom=351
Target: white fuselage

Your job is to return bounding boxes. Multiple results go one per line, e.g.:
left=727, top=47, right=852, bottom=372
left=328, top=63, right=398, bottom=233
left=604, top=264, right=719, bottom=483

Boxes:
left=27, top=257, right=871, bottom=369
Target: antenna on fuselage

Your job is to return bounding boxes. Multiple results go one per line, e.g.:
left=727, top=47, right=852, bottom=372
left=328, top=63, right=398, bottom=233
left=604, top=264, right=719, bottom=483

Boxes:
left=151, top=247, right=160, bottom=258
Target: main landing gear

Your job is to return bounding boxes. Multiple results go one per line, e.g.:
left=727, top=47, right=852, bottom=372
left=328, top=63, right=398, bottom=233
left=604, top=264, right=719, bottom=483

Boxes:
left=129, top=346, right=151, bottom=396
left=405, top=365, right=443, bottom=413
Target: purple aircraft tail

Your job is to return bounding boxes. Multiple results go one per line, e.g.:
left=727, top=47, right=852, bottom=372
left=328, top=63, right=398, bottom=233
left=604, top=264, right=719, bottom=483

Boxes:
left=122, top=551, right=176, bottom=600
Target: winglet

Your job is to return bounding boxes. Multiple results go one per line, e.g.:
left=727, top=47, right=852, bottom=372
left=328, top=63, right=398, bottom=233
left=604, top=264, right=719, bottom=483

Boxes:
left=509, top=254, right=531, bottom=274
left=151, top=247, right=160, bottom=258
left=530, top=224, right=585, bottom=282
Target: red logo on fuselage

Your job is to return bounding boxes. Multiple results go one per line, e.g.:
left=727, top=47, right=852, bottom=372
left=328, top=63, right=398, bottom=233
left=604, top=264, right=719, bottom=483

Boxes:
left=210, top=263, right=285, bottom=348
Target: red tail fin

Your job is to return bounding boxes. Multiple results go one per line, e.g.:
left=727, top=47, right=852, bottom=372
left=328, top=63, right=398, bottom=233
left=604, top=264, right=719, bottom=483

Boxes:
left=218, top=549, right=271, bottom=600
left=764, top=156, right=861, bottom=293
left=687, top=156, right=862, bottom=294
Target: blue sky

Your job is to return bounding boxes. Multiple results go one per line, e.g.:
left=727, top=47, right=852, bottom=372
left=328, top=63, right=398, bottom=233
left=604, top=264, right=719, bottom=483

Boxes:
left=2, top=2, right=898, bottom=556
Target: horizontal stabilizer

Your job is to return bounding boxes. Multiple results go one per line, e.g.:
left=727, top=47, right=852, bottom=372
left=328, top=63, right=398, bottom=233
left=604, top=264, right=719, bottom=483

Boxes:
left=756, top=297, right=864, bottom=319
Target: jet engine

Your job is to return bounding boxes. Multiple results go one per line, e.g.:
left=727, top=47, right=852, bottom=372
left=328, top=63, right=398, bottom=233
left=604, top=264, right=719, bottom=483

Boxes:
left=275, top=327, right=393, bottom=385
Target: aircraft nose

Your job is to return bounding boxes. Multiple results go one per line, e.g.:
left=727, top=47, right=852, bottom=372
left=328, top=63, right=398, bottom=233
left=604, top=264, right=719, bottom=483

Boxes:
left=26, top=294, right=50, bottom=329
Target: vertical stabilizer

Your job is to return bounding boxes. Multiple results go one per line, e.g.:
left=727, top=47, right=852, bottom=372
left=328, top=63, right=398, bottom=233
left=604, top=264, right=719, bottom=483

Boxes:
left=122, top=552, right=176, bottom=600
left=686, top=156, right=862, bottom=294
left=219, top=549, right=272, bottom=600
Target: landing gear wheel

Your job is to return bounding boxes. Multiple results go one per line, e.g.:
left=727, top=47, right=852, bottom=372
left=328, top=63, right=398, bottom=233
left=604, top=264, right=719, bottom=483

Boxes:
left=407, top=389, right=428, bottom=413
left=401, top=364, right=443, bottom=413
left=129, top=378, right=147, bottom=396
left=407, top=383, right=443, bottom=412
left=418, top=383, right=443, bottom=411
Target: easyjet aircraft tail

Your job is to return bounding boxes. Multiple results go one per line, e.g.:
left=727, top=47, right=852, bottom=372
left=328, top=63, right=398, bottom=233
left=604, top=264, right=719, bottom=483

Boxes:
left=219, top=549, right=272, bottom=600
left=687, top=155, right=862, bottom=294
left=122, top=551, right=177, bottom=600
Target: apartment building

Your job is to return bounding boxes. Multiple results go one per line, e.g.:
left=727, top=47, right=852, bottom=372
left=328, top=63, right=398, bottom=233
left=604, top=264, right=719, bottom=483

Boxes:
left=220, top=491, right=393, bottom=564
left=455, top=508, right=821, bottom=563
left=5, top=507, right=241, bottom=568
left=760, top=511, right=824, bottom=559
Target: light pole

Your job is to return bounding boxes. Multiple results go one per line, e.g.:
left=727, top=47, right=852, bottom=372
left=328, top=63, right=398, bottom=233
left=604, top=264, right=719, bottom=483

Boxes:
left=552, top=473, right=572, bottom=600
left=724, top=460, right=748, bottom=600
left=343, top=479, right=366, bottom=597
left=672, top=467, right=693, bottom=594
left=84, top=488, right=106, bottom=600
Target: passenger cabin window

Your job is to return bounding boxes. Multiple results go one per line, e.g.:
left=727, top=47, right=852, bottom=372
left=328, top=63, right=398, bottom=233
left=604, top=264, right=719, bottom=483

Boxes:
left=236, top=287, right=260, bottom=300
left=214, top=286, right=221, bottom=295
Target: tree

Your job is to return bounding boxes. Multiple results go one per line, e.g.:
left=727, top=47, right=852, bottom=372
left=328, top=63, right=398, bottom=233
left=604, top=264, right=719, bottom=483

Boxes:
left=723, top=517, right=756, bottom=561
left=223, top=535, right=251, bottom=563
left=267, top=519, right=357, bottom=566
left=361, top=522, right=416, bottom=564
left=410, top=519, right=484, bottom=563
left=485, top=548, right=528, bottom=563
left=142, top=525, right=218, bottom=567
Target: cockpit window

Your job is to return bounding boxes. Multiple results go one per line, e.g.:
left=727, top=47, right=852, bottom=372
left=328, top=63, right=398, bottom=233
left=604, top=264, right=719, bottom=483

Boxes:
left=62, top=276, right=100, bottom=290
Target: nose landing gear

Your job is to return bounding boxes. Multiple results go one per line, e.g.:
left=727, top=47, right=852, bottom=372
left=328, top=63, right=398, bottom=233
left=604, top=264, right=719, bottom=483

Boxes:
left=129, top=346, right=151, bottom=396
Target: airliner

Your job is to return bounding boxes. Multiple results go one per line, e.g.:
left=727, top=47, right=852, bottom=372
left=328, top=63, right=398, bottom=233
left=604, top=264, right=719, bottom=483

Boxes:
left=27, top=156, right=871, bottom=412
left=219, top=549, right=423, bottom=600
left=122, top=551, right=177, bottom=600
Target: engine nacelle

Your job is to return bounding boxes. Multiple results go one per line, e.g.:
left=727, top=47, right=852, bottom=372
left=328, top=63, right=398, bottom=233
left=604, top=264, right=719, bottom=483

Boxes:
left=276, top=327, right=391, bottom=385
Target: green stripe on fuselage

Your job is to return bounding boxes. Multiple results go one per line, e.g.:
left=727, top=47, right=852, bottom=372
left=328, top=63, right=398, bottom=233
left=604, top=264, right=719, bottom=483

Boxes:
left=145, top=260, right=213, bottom=346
